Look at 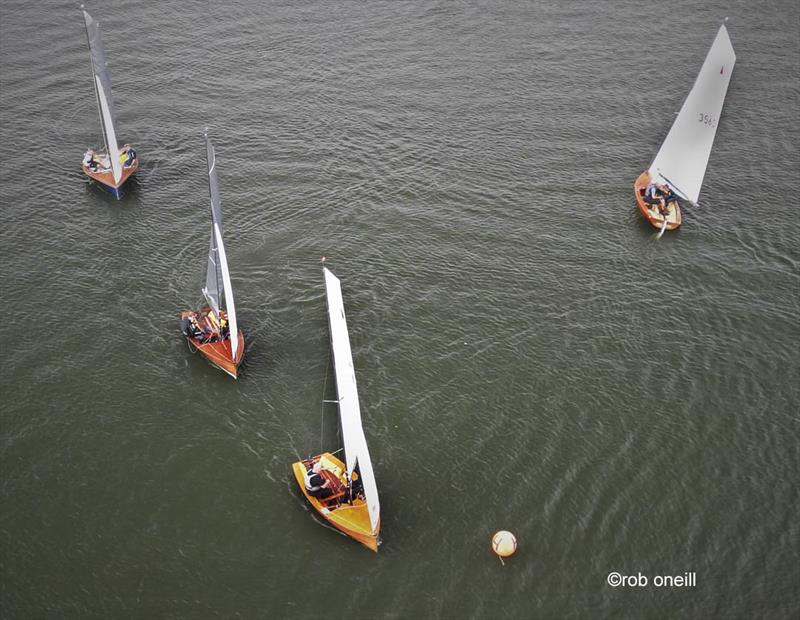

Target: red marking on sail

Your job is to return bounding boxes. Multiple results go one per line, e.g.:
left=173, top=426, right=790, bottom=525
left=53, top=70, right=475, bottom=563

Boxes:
left=720, top=66, right=724, bottom=74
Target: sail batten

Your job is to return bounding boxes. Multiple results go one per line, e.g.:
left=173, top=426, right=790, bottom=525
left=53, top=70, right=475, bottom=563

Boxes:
left=323, top=267, right=380, bottom=533
left=648, top=24, right=736, bottom=204
left=83, top=9, right=121, bottom=183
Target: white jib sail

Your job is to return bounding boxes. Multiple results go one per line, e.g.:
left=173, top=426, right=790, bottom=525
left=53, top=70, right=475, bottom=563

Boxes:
left=648, top=23, right=736, bottom=204
left=95, top=77, right=122, bottom=184
left=214, top=222, right=238, bottom=361
left=324, top=267, right=380, bottom=533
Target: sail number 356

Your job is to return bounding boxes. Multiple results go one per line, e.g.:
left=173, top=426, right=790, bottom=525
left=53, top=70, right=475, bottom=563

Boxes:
left=698, top=113, right=717, bottom=128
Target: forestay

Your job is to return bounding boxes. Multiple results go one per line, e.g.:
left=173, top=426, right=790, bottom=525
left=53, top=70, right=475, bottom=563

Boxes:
left=648, top=24, right=736, bottom=204
left=82, top=9, right=122, bottom=184
left=201, top=135, right=239, bottom=361
left=324, top=267, right=380, bottom=533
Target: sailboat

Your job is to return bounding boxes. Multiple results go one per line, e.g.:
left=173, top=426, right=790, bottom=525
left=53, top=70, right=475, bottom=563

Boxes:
left=634, top=22, right=736, bottom=232
left=80, top=7, right=138, bottom=198
left=179, top=132, right=245, bottom=379
left=291, top=266, right=381, bottom=552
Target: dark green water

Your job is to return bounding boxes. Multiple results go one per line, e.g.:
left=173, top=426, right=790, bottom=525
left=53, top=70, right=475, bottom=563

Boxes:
left=1, top=0, right=798, bottom=618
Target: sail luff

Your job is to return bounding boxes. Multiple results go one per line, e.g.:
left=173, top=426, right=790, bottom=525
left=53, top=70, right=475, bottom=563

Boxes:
left=648, top=23, right=736, bottom=204
left=323, top=267, right=380, bottom=532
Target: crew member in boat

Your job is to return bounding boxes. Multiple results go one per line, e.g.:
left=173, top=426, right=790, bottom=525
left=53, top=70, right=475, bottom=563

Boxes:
left=644, top=181, right=674, bottom=215
left=655, top=183, right=676, bottom=216
left=187, top=315, right=205, bottom=340
left=644, top=181, right=662, bottom=206
left=120, top=145, right=136, bottom=168
left=659, top=184, right=677, bottom=209
left=304, top=460, right=334, bottom=499
left=200, top=310, right=222, bottom=342
left=219, top=316, right=229, bottom=340
left=83, top=150, right=99, bottom=172
left=185, top=313, right=214, bottom=343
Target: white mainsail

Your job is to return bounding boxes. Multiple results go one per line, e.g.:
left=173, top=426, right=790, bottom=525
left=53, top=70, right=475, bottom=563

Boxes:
left=202, top=135, right=239, bottom=361
left=324, top=267, right=380, bottom=533
left=82, top=9, right=122, bottom=184
left=648, top=23, right=736, bottom=204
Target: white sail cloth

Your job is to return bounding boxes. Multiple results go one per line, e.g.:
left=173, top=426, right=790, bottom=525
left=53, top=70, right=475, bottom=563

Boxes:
left=82, top=10, right=122, bottom=184
left=324, top=267, right=380, bottom=533
left=648, top=24, right=736, bottom=204
left=201, top=135, right=239, bottom=361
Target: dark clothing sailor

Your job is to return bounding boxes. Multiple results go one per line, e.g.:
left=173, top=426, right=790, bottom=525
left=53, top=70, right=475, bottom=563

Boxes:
left=304, top=461, right=334, bottom=499
left=83, top=150, right=99, bottom=172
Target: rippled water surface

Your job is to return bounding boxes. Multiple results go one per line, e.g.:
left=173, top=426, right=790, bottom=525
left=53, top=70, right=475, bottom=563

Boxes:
left=1, top=0, right=798, bottom=618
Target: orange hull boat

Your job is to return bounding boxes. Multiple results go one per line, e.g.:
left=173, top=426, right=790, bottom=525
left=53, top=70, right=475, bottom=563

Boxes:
left=292, top=453, right=379, bottom=552
left=82, top=145, right=138, bottom=198
left=634, top=170, right=681, bottom=231
left=181, top=308, right=245, bottom=379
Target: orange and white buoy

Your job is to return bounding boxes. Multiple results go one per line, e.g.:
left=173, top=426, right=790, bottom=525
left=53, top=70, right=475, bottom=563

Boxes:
left=491, top=530, right=517, bottom=564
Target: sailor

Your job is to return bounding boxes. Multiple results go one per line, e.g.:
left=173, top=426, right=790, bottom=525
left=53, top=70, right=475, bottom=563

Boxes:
left=644, top=182, right=661, bottom=205
left=304, top=461, right=334, bottom=499
left=219, top=317, right=229, bottom=339
left=124, top=146, right=136, bottom=167
left=83, top=150, right=98, bottom=172
left=188, top=315, right=204, bottom=340
left=656, top=183, right=675, bottom=215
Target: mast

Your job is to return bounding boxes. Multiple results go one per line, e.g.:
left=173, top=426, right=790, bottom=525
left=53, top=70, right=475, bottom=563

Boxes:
left=323, top=267, right=380, bottom=533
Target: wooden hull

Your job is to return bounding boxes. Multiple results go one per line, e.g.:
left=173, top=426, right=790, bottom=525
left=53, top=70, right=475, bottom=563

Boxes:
left=180, top=309, right=245, bottom=379
left=82, top=145, right=138, bottom=198
left=292, top=453, right=380, bottom=552
left=634, top=170, right=681, bottom=231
